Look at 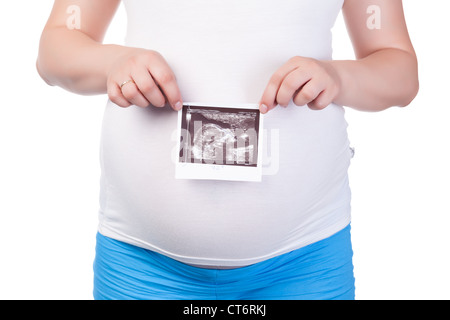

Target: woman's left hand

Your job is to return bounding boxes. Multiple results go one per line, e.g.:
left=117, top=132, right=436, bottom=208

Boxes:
left=259, top=56, right=341, bottom=114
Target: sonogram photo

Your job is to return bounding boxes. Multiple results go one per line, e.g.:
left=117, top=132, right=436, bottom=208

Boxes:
left=179, top=105, right=260, bottom=167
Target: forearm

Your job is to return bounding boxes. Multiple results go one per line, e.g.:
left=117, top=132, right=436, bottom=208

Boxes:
left=329, top=48, right=419, bottom=112
left=37, top=27, right=132, bottom=95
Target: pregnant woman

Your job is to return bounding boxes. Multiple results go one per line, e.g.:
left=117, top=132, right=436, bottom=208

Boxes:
left=37, top=0, right=418, bottom=300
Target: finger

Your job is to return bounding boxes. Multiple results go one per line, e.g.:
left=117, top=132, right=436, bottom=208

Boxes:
left=259, top=81, right=278, bottom=114
left=293, top=79, right=324, bottom=107
left=276, top=68, right=312, bottom=107
left=108, top=82, right=131, bottom=108
left=148, top=60, right=183, bottom=111
left=120, top=78, right=150, bottom=108
left=307, top=87, right=336, bottom=110
left=132, top=67, right=166, bottom=108
left=259, top=62, right=301, bottom=114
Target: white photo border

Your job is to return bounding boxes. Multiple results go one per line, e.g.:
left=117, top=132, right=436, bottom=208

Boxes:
left=175, top=102, right=264, bottom=182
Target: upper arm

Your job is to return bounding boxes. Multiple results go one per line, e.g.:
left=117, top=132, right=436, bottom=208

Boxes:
left=342, top=0, right=416, bottom=59
left=43, top=0, right=121, bottom=42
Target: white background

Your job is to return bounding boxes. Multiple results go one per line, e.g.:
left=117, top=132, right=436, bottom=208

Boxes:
left=0, top=0, right=449, bottom=300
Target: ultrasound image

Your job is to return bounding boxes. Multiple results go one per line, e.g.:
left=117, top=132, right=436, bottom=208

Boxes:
left=180, top=105, right=260, bottom=166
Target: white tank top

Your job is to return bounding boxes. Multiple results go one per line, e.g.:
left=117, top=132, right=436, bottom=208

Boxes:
left=98, top=0, right=352, bottom=267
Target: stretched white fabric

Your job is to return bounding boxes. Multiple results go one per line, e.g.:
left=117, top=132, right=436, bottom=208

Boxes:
left=98, top=0, right=352, bottom=267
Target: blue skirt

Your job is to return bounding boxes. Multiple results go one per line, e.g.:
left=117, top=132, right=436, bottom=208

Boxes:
left=93, top=224, right=355, bottom=300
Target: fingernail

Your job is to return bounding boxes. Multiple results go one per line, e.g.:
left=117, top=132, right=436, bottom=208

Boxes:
left=174, top=101, right=183, bottom=111
left=260, top=104, right=268, bottom=114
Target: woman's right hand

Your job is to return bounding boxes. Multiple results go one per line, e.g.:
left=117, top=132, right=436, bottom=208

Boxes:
left=107, top=48, right=183, bottom=111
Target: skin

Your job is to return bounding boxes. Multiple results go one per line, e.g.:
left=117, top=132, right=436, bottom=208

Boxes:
left=37, top=0, right=418, bottom=113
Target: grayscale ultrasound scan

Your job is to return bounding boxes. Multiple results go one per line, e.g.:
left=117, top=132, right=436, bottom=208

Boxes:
left=179, top=105, right=260, bottom=167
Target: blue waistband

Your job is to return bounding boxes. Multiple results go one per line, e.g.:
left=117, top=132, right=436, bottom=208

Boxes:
left=93, top=224, right=355, bottom=300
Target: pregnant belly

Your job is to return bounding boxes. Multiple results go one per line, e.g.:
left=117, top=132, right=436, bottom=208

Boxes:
left=98, top=101, right=352, bottom=266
